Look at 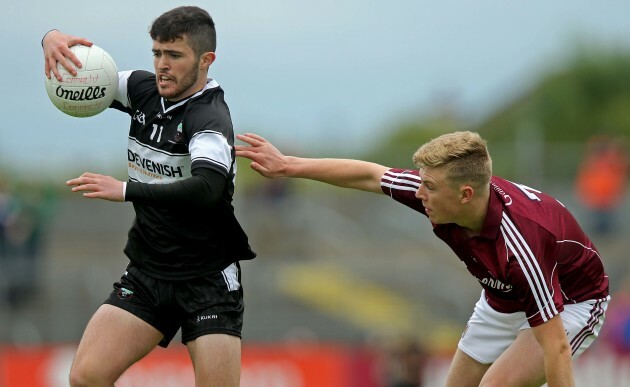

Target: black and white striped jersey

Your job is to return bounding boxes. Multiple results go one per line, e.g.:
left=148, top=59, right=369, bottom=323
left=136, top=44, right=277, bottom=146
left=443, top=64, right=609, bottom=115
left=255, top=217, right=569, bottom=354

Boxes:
left=110, top=70, right=255, bottom=280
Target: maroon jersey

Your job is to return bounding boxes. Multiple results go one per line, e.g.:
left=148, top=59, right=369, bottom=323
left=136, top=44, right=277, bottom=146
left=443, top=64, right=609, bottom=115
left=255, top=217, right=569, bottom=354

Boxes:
left=381, top=169, right=609, bottom=327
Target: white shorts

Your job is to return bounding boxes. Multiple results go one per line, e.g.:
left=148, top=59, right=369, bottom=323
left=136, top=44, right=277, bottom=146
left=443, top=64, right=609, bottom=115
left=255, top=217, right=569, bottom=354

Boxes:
left=458, top=291, right=610, bottom=364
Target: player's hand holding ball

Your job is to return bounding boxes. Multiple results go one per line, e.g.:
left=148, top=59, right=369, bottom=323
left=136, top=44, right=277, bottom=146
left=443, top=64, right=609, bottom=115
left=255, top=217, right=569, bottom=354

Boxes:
left=43, top=30, right=118, bottom=118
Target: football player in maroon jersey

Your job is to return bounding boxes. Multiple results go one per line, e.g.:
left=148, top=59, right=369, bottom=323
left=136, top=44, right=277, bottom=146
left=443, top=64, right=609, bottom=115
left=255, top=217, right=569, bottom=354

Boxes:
left=236, top=131, right=609, bottom=387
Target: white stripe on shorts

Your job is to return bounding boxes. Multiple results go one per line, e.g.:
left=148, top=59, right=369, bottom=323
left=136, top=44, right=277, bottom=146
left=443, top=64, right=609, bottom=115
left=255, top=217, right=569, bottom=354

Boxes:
left=458, top=291, right=609, bottom=364
left=569, top=296, right=609, bottom=356
left=221, top=263, right=240, bottom=292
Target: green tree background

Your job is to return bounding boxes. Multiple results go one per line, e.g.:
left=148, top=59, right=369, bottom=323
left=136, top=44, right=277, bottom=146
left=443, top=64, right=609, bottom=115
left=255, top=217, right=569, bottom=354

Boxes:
left=360, top=47, right=630, bottom=184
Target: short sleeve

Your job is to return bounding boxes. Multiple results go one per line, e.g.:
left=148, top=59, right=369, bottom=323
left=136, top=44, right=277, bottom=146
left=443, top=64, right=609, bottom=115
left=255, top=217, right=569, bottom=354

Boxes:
left=380, top=168, right=426, bottom=214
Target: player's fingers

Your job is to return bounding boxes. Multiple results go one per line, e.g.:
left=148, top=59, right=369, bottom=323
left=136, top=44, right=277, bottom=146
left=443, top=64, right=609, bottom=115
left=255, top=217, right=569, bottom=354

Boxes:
left=71, top=182, right=96, bottom=192
left=249, top=162, right=269, bottom=176
left=57, top=54, right=78, bottom=76
left=46, top=57, right=63, bottom=81
left=253, top=162, right=280, bottom=178
left=82, top=192, right=101, bottom=199
left=70, top=37, right=93, bottom=48
left=243, top=133, right=267, bottom=143
left=235, top=134, right=261, bottom=147
left=45, top=60, right=52, bottom=79
left=60, top=38, right=92, bottom=71
left=68, top=55, right=83, bottom=70
left=236, top=150, right=266, bottom=165
left=66, top=177, right=82, bottom=186
left=66, top=173, right=95, bottom=186
left=64, top=49, right=84, bottom=70
left=238, top=133, right=267, bottom=145
left=48, top=56, right=74, bottom=79
left=234, top=146, right=255, bottom=155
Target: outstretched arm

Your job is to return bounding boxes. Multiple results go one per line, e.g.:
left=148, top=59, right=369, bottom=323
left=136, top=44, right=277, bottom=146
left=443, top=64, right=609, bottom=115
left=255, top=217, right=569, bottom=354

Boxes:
left=235, top=133, right=388, bottom=194
left=42, top=29, right=93, bottom=81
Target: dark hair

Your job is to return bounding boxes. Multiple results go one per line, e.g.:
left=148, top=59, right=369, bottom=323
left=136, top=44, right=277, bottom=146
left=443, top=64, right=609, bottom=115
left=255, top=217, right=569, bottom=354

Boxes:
left=149, top=6, right=216, bottom=55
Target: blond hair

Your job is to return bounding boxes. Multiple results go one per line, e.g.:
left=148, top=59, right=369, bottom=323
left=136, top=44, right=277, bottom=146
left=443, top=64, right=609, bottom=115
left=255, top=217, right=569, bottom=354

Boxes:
left=413, top=131, right=492, bottom=188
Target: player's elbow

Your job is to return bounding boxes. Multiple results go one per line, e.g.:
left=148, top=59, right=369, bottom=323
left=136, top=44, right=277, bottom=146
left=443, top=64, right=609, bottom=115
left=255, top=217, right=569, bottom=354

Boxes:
left=559, top=340, right=572, bottom=356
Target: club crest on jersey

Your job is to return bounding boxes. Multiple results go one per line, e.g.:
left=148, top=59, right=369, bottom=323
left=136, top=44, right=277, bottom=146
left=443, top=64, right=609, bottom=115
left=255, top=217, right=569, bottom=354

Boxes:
left=133, top=110, right=146, bottom=125
left=491, top=183, right=513, bottom=206
left=170, top=122, right=185, bottom=144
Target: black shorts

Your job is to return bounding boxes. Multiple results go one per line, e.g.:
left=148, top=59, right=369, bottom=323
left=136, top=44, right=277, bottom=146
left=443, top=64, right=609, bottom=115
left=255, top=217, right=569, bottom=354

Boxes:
left=104, top=261, right=244, bottom=347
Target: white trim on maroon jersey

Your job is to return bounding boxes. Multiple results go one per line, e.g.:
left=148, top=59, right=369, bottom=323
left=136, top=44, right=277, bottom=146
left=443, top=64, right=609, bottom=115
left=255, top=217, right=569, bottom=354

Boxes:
left=500, top=212, right=558, bottom=322
left=381, top=170, right=421, bottom=192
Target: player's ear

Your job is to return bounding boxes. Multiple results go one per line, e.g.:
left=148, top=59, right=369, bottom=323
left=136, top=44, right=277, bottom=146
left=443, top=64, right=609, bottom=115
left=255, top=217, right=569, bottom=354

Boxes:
left=460, top=185, right=474, bottom=204
left=200, top=52, right=216, bottom=69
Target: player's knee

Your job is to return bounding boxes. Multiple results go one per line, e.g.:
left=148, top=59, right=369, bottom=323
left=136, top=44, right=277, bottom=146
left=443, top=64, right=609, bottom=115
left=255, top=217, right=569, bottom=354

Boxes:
left=479, top=377, right=541, bottom=387
left=69, top=368, right=94, bottom=387
left=69, top=364, right=115, bottom=387
left=478, top=379, right=503, bottom=387
left=68, top=369, right=88, bottom=387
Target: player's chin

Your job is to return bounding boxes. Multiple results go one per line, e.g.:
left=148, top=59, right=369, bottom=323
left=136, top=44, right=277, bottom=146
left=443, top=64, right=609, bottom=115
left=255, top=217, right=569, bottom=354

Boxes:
left=157, top=84, right=178, bottom=98
left=158, top=89, right=175, bottom=99
left=426, top=213, right=442, bottom=224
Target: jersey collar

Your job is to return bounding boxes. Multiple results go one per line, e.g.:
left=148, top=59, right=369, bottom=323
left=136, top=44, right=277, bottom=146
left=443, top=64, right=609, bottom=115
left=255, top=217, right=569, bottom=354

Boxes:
left=160, top=78, right=220, bottom=114
left=477, top=178, right=503, bottom=240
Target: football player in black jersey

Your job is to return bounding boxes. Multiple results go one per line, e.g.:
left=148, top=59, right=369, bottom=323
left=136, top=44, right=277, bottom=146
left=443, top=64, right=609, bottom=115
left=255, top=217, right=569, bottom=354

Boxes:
left=43, top=6, right=255, bottom=387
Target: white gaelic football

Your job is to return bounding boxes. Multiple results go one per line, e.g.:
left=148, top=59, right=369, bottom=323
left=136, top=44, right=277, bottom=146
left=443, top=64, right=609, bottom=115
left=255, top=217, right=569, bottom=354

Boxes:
left=45, top=44, right=118, bottom=117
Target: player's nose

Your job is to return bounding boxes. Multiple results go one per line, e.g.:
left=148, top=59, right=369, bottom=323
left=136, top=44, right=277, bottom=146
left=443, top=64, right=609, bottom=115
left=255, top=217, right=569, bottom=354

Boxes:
left=415, top=185, right=425, bottom=200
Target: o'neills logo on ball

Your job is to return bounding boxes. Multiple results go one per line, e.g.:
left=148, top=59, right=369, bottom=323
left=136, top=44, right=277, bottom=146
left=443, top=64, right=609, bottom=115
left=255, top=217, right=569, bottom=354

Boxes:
left=54, top=85, right=107, bottom=101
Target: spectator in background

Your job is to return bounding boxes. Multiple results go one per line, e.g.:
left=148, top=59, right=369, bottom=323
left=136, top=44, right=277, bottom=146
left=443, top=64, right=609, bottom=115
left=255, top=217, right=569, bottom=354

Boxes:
left=0, top=179, right=10, bottom=257
left=0, top=180, right=52, bottom=309
left=386, top=337, right=427, bottom=387
left=575, top=135, right=629, bottom=236
left=600, top=276, right=630, bottom=355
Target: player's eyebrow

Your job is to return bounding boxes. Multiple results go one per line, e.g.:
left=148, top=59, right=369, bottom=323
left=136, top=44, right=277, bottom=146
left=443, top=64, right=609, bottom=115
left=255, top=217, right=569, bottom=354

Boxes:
left=152, top=48, right=184, bottom=55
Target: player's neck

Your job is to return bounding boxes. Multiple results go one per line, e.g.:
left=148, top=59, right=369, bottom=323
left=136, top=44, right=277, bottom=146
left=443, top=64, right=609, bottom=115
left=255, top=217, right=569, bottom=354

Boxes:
left=459, top=191, right=490, bottom=236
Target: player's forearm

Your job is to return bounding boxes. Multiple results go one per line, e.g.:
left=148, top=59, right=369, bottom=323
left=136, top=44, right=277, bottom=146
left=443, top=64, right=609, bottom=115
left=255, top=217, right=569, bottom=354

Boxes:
left=126, top=167, right=225, bottom=208
left=283, top=156, right=387, bottom=194
left=544, top=352, right=575, bottom=387
left=532, top=316, right=575, bottom=387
